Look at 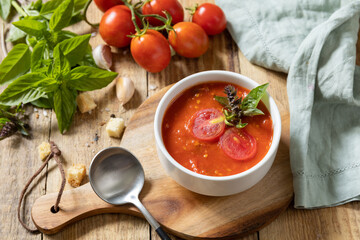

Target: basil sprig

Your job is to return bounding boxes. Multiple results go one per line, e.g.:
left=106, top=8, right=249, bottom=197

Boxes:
left=214, top=83, right=269, bottom=128
left=0, top=0, right=118, bottom=134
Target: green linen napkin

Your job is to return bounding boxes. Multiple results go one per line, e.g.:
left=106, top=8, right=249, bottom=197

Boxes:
left=216, top=0, right=360, bottom=208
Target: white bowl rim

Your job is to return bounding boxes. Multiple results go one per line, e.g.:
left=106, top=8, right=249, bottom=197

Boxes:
left=154, top=70, right=281, bottom=182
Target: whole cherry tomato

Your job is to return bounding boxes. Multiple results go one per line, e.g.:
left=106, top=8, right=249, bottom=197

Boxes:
left=130, top=30, right=171, bottom=73
left=192, top=3, right=226, bottom=35
left=168, top=22, right=209, bottom=58
left=94, top=0, right=124, bottom=12
left=142, top=0, right=184, bottom=26
left=99, top=5, right=140, bottom=48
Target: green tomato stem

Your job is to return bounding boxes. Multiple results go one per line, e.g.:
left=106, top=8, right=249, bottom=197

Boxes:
left=122, top=0, right=141, bottom=34
left=83, top=0, right=100, bottom=28
left=11, top=1, right=28, bottom=17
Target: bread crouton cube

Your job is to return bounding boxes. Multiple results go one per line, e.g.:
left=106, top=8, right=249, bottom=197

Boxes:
left=76, top=92, right=97, bottom=113
left=38, top=142, right=51, bottom=161
left=106, top=117, right=125, bottom=138
left=67, top=164, right=86, bottom=188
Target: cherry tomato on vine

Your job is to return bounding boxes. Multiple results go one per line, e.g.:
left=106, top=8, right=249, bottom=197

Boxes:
left=168, top=22, right=209, bottom=58
left=94, top=0, right=124, bottom=12
left=99, top=5, right=141, bottom=48
left=191, top=3, right=226, bottom=36
left=130, top=30, right=171, bottom=73
left=142, top=0, right=184, bottom=26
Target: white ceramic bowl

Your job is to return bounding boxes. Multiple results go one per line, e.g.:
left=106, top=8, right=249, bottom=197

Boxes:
left=154, top=71, right=281, bottom=196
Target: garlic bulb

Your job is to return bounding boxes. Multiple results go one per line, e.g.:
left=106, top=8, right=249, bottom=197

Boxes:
left=116, top=77, right=135, bottom=105
left=92, top=44, right=112, bottom=70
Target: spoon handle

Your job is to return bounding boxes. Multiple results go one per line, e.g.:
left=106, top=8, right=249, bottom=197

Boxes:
left=132, top=197, right=171, bottom=240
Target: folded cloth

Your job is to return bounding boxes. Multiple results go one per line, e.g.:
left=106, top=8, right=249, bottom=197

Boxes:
left=216, top=0, right=360, bottom=208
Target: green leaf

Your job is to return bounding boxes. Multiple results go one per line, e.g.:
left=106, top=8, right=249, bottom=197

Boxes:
left=59, top=34, right=91, bottom=66
left=0, top=0, right=11, bottom=21
left=235, top=122, right=248, bottom=128
left=12, top=19, right=46, bottom=38
left=6, top=25, right=27, bottom=42
left=214, top=96, right=229, bottom=107
left=77, top=45, right=97, bottom=67
left=52, top=45, right=71, bottom=79
left=242, top=108, right=264, bottom=117
left=53, top=85, right=77, bottom=134
left=31, top=41, right=47, bottom=71
left=49, top=0, right=74, bottom=31
left=0, top=73, right=49, bottom=106
left=0, top=44, right=31, bottom=85
left=31, top=96, right=53, bottom=109
left=74, top=0, right=88, bottom=13
left=40, top=0, right=63, bottom=19
left=68, top=66, right=118, bottom=91
left=242, top=83, right=269, bottom=111
left=0, top=118, right=11, bottom=128
left=30, top=0, right=43, bottom=12
left=37, top=78, right=58, bottom=93
left=52, top=30, right=78, bottom=45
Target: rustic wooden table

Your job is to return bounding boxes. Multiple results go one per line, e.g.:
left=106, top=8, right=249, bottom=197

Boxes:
left=1, top=0, right=360, bottom=239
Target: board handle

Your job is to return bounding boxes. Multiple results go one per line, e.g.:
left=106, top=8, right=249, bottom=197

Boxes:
left=31, top=183, right=139, bottom=234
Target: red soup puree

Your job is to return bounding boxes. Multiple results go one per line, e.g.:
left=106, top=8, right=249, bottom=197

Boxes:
left=162, top=82, right=273, bottom=177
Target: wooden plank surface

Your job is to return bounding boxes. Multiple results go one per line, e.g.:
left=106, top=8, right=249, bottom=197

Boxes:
left=1, top=0, right=360, bottom=240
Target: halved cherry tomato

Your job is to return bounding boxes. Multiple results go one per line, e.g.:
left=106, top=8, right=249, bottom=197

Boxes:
left=142, top=0, right=184, bottom=26
left=99, top=5, right=140, bottom=48
left=168, top=22, right=209, bottom=58
left=130, top=30, right=171, bottom=73
left=94, top=0, right=124, bottom=12
left=190, top=108, right=225, bottom=142
left=220, top=128, right=257, bottom=161
left=192, top=3, right=227, bottom=36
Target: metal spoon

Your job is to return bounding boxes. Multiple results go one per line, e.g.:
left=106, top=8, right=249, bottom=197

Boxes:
left=89, top=147, right=171, bottom=240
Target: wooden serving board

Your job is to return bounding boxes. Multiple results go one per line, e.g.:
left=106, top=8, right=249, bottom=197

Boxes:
left=31, top=86, right=293, bottom=239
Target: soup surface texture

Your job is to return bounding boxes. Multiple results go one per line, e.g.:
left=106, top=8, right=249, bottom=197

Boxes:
left=162, top=82, right=273, bottom=176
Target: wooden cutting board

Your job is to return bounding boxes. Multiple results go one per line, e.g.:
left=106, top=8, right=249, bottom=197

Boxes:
left=31, top=85, right=293, bottom=239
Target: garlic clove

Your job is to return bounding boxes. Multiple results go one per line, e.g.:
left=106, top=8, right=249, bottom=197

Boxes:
left=92, top=44, right=112, bottom=70
left=116, top=77, right=135, bottom=105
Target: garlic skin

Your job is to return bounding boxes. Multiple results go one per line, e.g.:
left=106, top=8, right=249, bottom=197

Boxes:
left=116, top=77, right=135, bottom=105
left=92, top=44, right=112, bottom=70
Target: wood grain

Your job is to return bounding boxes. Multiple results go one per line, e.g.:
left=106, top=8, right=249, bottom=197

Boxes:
left=1, top=0, right=360, bottom=239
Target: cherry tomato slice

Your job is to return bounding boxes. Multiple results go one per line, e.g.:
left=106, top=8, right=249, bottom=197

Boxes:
left=219, top=128, right=257, bottom=161
left=94, top=0, right=124, bottom=12
left=192, top=3, right=226, bottom=36
left=190, top=108, right=225, bottom=142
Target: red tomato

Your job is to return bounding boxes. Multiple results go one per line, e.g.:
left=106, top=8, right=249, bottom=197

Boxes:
left=168, top=22, right=209, bottom=58
left=190, top=109, right=225, bottom=142
left=130, top=30, right=171, bottom=73
left=99, top=5, right=140, bottom=48
left=192, top=3, right=226, bottom=35
left=94, top=0, right=124, bottom=12
left=220, top=128, right=257, bottom=161
left=142, top=0, right=184, bottom=26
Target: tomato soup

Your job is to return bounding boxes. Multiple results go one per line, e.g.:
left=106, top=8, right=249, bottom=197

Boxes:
left=162, top=82, right=273, bottom=177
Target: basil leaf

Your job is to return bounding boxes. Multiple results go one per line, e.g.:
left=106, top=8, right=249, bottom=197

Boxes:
left=0, top=0, right=11, bottom=21
left=77, top=45, right=97, bottom=67
left=68, top=66, right=118, bottom=91
left=31, top=41, right=47, bottom=71
left=0, top=73, right=48, bottom=106
left=0, top=44, right=31, bottom=85
left=53, top=85, right=77, bottom=134
left=12, top=19, right=46, bottom=38
left=242, top=83, right=269, bottom=111
left=30, top=0, right=43, bottom=12
left=52, top=30, right=78, bottom=45
left=214, top=96, right=229, bottom=107
left=37, top=78, right=58, bottom=93
left=40, top=0, right=63, bottom=19
left=0, top=118, right=11, bottom=128
left=31, top=96, right=53, bottom=109
left=236, top=122, right=248, bottom=128
left=52, top=45, right=71, bottom=79
left=49, top=0, right=74, bottom=31
left=74, top=0, right=88, bottom=13
left=242, top=108, right=264, bottom=117
left=6, top=25, right=27, bottom=42
left=59, top=34, right=91, bottom=66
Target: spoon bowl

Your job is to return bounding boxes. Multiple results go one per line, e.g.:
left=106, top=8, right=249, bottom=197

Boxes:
left=89, top=147, right=170, bottom=240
